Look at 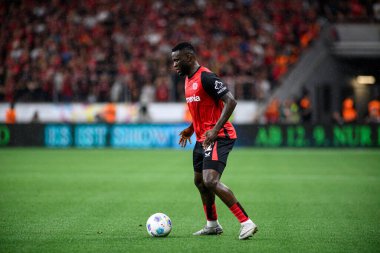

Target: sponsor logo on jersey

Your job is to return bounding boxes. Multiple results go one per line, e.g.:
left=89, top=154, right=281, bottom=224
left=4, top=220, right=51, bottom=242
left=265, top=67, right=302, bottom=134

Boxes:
left=192, top=82, right=198, bottom=90
left=186, top=95, right=201, bottom=103
left=214, top=80, right=227, bottom=94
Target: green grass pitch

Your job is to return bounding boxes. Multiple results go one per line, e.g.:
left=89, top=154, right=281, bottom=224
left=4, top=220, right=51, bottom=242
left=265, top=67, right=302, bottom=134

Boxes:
left=1, top=148, right=380, bottom=253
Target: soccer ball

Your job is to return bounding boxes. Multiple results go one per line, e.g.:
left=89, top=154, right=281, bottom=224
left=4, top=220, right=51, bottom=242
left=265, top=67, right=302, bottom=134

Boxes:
left=146, top=213, right=172, bottom=237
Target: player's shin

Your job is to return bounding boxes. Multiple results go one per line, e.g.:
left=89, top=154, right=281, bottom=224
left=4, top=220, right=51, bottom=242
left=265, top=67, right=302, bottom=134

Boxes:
left=203, top=203, right=219, bottom=227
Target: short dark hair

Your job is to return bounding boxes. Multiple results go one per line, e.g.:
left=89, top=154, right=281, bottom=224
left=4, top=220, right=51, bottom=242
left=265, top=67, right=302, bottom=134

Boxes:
left=172, top=42, right=196, bottom=54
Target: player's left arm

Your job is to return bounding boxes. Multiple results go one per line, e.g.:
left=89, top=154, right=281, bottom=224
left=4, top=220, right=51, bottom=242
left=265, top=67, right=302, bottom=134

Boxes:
left=203, top=92, right=237, bottom=148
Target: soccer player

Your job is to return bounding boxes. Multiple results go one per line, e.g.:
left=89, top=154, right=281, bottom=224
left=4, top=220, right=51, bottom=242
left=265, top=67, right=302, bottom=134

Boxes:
left=171, top=42, right=258, bottom=240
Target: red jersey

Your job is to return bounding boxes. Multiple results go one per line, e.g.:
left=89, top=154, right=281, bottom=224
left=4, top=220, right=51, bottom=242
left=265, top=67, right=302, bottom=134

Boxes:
left=185, top=66, right=237, bottom=142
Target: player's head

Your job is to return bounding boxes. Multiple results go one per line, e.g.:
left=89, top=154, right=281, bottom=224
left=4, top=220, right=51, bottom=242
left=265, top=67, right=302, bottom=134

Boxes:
left=171, top=42, right=197, bottom=76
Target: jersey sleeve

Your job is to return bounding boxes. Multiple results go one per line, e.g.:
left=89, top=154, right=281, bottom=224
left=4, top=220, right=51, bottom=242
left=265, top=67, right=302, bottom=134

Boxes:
left=201, top=71, right=230, bottom=101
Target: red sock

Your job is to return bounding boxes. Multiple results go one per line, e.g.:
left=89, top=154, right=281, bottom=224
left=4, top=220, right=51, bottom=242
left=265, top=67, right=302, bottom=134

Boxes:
left=203, top=203, right=218, bottom=221
left=229, top=202, right=249, bottom=223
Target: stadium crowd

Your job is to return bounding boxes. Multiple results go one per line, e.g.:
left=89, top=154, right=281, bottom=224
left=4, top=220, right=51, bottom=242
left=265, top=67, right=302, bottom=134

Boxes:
left=0, top=0, right=377, bottom=104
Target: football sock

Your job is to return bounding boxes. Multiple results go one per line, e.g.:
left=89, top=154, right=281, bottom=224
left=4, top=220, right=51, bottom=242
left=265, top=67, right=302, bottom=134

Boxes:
left=229, top=202, right=249, bottom=223
left=207, top=220, right=219, bottom=228
left=241, top=219, right=254, bottom=225
left=203, top=203, right=218, bottom=221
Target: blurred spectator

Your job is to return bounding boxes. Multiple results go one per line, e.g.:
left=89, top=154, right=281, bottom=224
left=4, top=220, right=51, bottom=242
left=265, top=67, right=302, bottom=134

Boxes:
left=5, top=101, right=16, bottom=124
left=332, top=111, right=344, bottom=125
left=298, top=89, right=312, bottom=123
left=265, top=98, right=280, bottom=123
left=137, top=104, right=152, bottom=123
left=255, top=70, right=271, bottom=102
left=110, top=77, right=125, bottom=102
left=96, top=102, right=116, bottom=124
left=31, top=111, right=40, bottom=123
left=183, top=105, right=192, bottom=123
left=155, top=76, right=170, bottom=102
left=140, top=83, right=155, bottom=104
left=280, top=99, right=300, bottom=124
left=367, top=96, right=380, bottom=123
left=342, top=97, right=357, bottom=123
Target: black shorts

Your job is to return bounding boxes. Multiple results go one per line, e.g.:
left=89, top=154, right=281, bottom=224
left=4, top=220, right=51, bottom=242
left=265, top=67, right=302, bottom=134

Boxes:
left=193, top=138, right=236, bottom=174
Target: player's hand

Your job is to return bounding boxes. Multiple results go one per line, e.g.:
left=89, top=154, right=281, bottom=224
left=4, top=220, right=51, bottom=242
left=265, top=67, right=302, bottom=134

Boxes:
left=203, top=129, right=218, bottom=149
left=179, top=127, right=194, bottom=148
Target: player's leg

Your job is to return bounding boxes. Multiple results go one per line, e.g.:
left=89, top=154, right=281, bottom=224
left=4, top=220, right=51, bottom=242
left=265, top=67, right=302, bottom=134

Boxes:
left=192, top=142, right=222, bottom=235
left=193, top=171, right=223, bottom=235
left=203, top=169, right=257, bottom=239
left=202, top=169, right=236, bottom=207
left=202, top=139, right=258, bottom=240
left=194, top=171, right=217, bottom=221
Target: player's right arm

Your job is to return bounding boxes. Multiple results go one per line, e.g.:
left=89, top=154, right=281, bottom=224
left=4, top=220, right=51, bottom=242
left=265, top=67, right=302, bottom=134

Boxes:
left=179, top=123, right=194, bottom=147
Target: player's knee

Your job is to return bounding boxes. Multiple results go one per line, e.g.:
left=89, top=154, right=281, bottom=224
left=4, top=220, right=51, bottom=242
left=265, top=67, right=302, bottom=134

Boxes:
left=194, top=178, right=205, bottom=190
left=203, top=178, right=218, bottom=190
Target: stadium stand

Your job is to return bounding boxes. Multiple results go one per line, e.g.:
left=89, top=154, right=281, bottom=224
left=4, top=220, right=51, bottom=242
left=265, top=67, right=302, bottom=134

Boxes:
left=0, top=0, right=325, bottom=103
left=0, top=0, right=378, bottom=124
